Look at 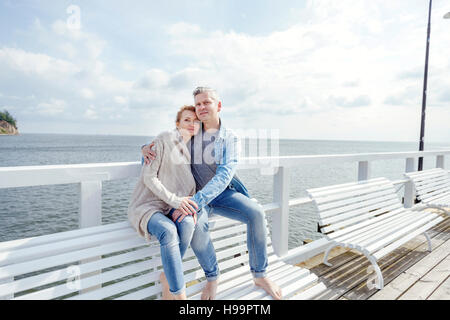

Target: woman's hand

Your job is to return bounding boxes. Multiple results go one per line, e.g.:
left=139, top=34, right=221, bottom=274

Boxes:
left=178, top=197, right=198, bottom=216
left=171, top=209, right=197, bottom=224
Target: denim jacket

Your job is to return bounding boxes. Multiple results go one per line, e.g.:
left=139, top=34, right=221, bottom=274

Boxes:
left=141, top=119, right=250, bottom=212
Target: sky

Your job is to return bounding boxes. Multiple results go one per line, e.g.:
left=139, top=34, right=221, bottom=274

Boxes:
left=1, top=0, right=450, bottom=143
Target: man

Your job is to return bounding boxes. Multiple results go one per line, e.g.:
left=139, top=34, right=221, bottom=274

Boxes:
left=142, top=87, right=282, bottom=300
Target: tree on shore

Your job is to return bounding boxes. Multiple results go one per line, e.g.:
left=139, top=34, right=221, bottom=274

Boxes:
left=0, top=110, right=17, bottom=128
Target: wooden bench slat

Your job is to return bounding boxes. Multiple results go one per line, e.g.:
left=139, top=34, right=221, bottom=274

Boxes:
left=271, top=273, right=319, bottom=300
left=0, top=221, right=131, bottom=253
left=420, top=187, right=450, bottom=202
left=216, top=263, right=294, bottom=300
left=415, top=181, right=450, bottom=196
left=0, top=246, right=151, bottom=296
left=413, top=174, right=448, bottom=186
left=311, top=182, right=395, bottom=205
left=327, top=207, right=406, bottom=240
left=0, top=236, right=149, bottom=280
left=372, top=216, right=444, bottom=260
left=307, top=177, right=387, bottom=195
left=321, top=196, right=401, bottom=225
left=353, top=213, right=433, bottom=250
left=317, top=187, right=395, bottom=212
left=0, top=228, right=138, bottom=266
left=405, top=168, right=443, bottom=178
left=236, top=267, right=313, bottom=300
left=334, top=210, right=416, bottom=245
left=321, top=202, right=401, bottom=234
left=365, top=213, right=442, bottom=255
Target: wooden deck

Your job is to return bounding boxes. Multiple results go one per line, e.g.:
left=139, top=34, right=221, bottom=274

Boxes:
left=296, top=209, right=450, bottom=300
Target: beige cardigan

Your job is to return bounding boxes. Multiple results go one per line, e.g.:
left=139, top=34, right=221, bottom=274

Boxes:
left=127, top=129, right=196, bottom=242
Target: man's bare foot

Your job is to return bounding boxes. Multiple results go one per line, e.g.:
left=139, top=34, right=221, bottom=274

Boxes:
left=160, top=272, right=173, bottom=300
left=201, top=280, right=218, bottom=300
left=254, top=277, right=282, bottom=300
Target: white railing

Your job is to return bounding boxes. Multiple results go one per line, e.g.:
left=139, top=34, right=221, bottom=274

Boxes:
left=0, top=150, right=449, bottom=263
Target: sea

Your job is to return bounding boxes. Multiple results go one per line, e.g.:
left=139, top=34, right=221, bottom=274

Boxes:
left=1, top=133, right=449, bottom=249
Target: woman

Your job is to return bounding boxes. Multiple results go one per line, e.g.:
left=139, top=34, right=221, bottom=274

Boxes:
left=127, top=105, right=219, bottom=300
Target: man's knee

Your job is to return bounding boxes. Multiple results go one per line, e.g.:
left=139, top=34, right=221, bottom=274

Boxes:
left=248, top=204, right=265, bottom=224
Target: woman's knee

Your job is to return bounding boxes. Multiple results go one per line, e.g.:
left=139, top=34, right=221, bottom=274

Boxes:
left=177, top=215, right=195, bottom=241
left=156, top=223, right=179, bottom=247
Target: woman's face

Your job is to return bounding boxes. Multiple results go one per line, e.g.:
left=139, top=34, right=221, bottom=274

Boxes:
left=177, top=110, right=200, bottom=136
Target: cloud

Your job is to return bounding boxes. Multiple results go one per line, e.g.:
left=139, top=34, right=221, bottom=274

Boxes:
left=134, top=69, right=170, bottom=89
left=81, top=88, right=95, bottom=99
left=329, top=95, right=372, bottom=108
left=0, top=47, right=79, bottom=79
left=84, top=106, right=98, bottom=120
left=166, top=22, right=201, bottom=36
left=36, top=99, right=67, bottom=116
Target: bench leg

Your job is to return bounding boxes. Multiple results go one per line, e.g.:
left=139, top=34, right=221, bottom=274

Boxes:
left=422, top=204, right=450, bottom=216
left=423, top=232, right=432, bottom=252
left=323, top=243, right=337, bottom=267
left=364, top=253, right=384, bottom=290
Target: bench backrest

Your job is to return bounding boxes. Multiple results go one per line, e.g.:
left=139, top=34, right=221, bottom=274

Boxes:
left=306, top=177, right=404, bottom=237
left=404, top=168, right=450, bottom=202
left=0, top=214, right=271, bottom=300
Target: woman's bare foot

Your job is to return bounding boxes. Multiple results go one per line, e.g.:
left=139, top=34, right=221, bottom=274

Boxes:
left=160, top=272, right=187, bottom=300
left=254, top=277, right=282, bottom=300
left=160, top=272, right=174, bottom=300
left=201, top=280, right=218, bottom=300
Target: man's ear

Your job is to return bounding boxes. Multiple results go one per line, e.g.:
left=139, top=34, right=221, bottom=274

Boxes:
left=217, top=101, right=222, bottom=113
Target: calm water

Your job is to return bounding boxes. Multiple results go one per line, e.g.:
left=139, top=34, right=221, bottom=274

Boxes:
left=1, top=133, right=449, bottom=248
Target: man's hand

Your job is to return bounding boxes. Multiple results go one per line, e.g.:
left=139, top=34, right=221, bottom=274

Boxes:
left=171, top=209, right=197, bottom=224
left=142, top=142, right=156, bottom=165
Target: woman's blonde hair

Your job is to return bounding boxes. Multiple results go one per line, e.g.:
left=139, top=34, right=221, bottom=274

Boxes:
left=176, top=105, right=196, bottom=124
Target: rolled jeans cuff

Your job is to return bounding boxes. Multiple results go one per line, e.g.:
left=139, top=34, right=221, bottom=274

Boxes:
left=170, top=285, right=186, bottom=296
left=252, top=271, right=267, bottom=279
left=206, top=272, right=219, bottom=282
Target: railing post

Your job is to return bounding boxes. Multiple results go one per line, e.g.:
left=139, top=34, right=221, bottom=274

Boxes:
left=272, top=166, right=289, bottom=257
left=404, top=158, right=416, bottom=208
left=78, top=180, right=103, bottom=293
left=436, top=155, right=445, bottom=169
left=78, top=180, right=102, bottom=228
left=358, top=161, right=370, bottom=181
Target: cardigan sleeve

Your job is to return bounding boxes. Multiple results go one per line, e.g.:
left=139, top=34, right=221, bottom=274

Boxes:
left=142, top=138, right=183, bottom=209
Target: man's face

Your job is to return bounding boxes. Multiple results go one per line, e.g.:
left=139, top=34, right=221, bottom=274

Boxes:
left=194, top=92, right=221, bottom=123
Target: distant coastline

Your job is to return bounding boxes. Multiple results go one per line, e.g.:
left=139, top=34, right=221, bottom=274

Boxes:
left=0, top=110, right=19, bottom=135
left=0, top=120, right=19, bottom=135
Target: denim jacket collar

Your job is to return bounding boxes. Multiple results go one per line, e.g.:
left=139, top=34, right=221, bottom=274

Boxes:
left=200, top=118, right=226, bottom=141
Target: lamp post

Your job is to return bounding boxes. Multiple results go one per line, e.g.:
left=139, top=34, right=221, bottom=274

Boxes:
left=418, top=1, right=450, bottom=171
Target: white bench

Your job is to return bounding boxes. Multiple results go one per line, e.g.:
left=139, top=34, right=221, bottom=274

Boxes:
left=404, top=168, right=450, bottom=215
left=306, top=177, right=444, bottom=290
left=0, top=209, right=327, bottom=300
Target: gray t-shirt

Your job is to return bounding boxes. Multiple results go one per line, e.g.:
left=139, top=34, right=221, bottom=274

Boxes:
left=188, top=128, right=219, bottom=191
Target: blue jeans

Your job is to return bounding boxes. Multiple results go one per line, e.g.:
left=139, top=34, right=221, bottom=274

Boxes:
left=207, top=186, right=268, bottom=278
left=147, top=208, right=219, bottom=295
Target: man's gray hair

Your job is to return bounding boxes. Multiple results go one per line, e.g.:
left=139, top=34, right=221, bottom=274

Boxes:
left=193, top=86, right=220, bottom=101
